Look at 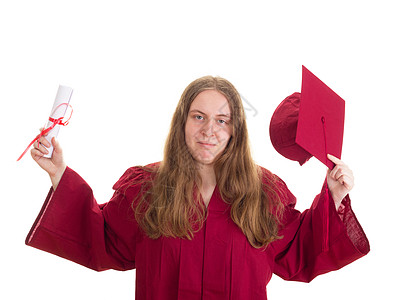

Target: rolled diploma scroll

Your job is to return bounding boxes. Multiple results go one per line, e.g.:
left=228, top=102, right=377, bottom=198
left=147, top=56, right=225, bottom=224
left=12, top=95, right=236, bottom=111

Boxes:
left=43, top=85, right=73, bottom=158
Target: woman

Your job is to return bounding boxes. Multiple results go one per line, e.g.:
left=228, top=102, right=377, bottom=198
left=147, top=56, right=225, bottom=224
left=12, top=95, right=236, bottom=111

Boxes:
left=28, top=76, right=369, bottom=299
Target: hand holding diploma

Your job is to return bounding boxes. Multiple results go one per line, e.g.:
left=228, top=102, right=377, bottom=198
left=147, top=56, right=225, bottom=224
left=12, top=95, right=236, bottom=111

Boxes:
left=18, top=85, right=73, bottom=190
left=31, top=133, right=66, bottom=190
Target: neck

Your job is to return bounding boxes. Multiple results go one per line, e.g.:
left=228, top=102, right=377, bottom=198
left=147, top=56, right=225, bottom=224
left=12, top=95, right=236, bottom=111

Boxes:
left=196, top=163, right=216, bottom=188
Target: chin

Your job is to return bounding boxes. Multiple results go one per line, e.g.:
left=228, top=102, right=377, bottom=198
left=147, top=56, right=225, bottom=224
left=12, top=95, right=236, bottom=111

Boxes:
left=194, top=155, right=216, bottom=166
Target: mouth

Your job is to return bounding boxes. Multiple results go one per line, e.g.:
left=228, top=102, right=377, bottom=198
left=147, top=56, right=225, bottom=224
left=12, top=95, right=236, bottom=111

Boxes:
left=197, top=141, right=217, bottom=149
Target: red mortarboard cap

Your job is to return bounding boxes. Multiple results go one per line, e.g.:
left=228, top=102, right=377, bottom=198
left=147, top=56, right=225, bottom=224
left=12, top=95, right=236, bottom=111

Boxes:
left=270, top=66, right=345, bottom=170
left=297, top=66, right=345, bottom=169
left=269, top=92, right=312, bottom=165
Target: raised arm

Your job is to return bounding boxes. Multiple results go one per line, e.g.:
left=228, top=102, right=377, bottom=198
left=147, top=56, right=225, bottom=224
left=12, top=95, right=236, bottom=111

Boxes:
left=25, top=166, right=145, bottom=271
left=270, top=170, right=369, bottom=283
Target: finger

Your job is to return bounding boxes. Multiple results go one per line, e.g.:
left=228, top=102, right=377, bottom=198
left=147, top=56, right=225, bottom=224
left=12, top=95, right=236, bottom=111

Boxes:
left=329, top=164, right=342, bottom=180
left=331, top=164, right=353, bottom=181
left=337, top=174, right=354, bottom=190
left=327, top=154, right=346, bottom=166
left=38, top=127, right=49, bottom=136
left=38, top=135, right=51, bottom=148
left=31, top=148, right=44, bottom=160
left=330, top=168, right=353, bottom=185
left=329, top=165, right=342, bottom=180
left=51, top=137, right=63, bottom=154
left=34, top=140, right=50, bottom=155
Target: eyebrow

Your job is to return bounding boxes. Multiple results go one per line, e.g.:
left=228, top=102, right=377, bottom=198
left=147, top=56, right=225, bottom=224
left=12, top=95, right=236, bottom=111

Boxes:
left=189, top=109, right=231, bottom=118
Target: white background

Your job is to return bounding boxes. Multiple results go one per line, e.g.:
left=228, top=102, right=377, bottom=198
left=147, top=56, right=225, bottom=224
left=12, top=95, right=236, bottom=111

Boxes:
left=1, top=0, right=398, bottom=299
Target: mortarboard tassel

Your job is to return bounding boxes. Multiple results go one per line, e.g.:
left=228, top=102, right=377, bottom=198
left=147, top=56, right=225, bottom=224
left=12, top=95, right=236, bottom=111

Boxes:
left=321, top=116, right=329, bottom=252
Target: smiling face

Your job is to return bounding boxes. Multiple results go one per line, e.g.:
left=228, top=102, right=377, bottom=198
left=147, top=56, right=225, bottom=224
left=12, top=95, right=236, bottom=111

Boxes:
left=184, top=89, right=233, bottom=167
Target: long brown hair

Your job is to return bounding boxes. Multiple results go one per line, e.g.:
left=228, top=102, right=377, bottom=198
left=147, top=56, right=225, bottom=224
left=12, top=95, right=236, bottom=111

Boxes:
left=134, top=76, right=284, bottom=248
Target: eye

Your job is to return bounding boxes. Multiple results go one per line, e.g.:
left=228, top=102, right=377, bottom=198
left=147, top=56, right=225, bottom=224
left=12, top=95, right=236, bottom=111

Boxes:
left=217, top=119, right=229, bottom=125
left=195, top=115, right=204, bottom=120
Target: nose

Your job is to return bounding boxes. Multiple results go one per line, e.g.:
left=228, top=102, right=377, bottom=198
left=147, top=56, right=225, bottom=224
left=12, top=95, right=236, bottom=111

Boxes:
left=201, top=120, right=215, bottom=137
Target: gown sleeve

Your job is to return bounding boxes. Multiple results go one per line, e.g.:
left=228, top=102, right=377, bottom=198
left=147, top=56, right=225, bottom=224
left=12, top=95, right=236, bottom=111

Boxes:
left=270, top=177, right=370, bottom=283
left=25, top=166, right=147, bottom=272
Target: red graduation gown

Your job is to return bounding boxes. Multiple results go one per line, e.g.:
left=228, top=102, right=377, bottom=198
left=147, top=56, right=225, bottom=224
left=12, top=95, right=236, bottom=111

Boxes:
left=26, top=164, right=369, bottom=299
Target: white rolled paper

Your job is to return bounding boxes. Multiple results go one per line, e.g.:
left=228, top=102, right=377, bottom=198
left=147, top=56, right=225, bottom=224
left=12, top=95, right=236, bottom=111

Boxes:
left=43, top=85, right=73, bottom=158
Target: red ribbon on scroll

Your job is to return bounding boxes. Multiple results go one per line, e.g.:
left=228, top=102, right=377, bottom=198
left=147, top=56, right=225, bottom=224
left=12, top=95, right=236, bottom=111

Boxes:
left=17, top=103, right=73, bottom=161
